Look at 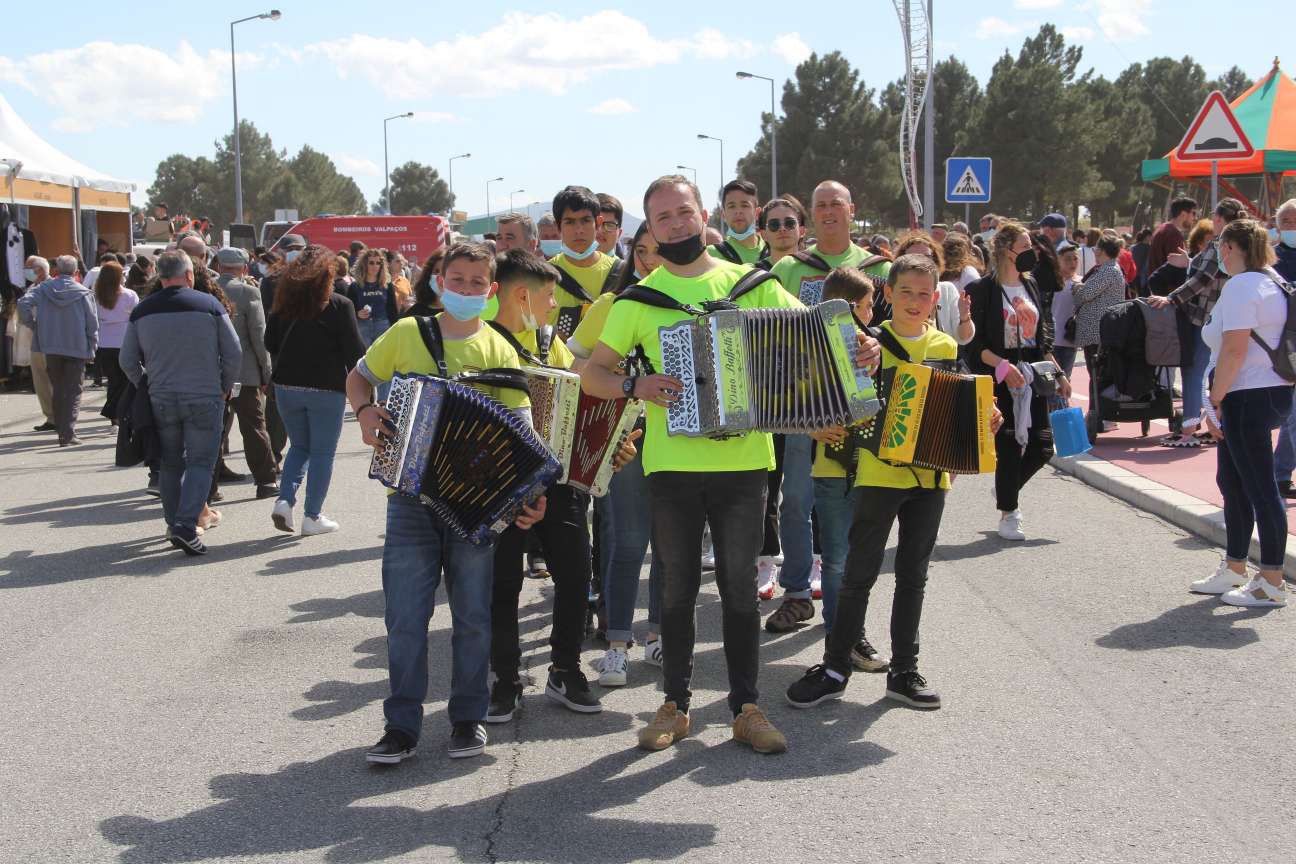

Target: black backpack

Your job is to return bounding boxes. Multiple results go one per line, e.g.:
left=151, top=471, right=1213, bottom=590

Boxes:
left=413, top=315, right=532, bottom=395
left=1249, top=270, right=1296, bottom=384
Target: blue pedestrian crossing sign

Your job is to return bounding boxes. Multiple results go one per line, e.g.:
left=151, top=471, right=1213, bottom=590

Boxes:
left=945, top=157, right=992, bottom=204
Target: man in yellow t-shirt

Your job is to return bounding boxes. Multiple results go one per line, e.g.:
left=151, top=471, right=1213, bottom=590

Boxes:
left=547, top=185, right=624, bottom=339
left=787, top=254, right=1001, bottom=714
left=763, top=180, right=893, bottom=634
left=583, top=175, right=882, bottom=756
left=707, top=179, right=770, bottom=268
left=344, top=242, right=542, bottom=767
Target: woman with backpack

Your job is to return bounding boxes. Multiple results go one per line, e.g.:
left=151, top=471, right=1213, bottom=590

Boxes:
left=1190, top=220, right=1293, bottom=607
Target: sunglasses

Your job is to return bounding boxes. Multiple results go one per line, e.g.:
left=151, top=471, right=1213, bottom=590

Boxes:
left=765, top=218, right=799, bottom=232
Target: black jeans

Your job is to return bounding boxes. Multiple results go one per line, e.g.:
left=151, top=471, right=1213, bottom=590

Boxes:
left=491, top=483, right=591, bottom=679
left=96, top=347, right=127, bottom=420
left=994, top=385, right=1055, bottom=513
left=825, top=484, right=946, bottom=677
left=1218, top=386, right=1292, bottom=568
left=649, top=469, right=766, bottom=716
left=762, top=434, right=785, bottom=557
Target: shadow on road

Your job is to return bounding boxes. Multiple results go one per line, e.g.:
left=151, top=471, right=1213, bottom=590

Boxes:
left=1095, top=597, right=1273, bottom=651
left=935, top=531, right=1059, bottom=561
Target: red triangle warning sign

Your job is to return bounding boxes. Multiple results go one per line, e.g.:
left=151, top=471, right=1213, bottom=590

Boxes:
left=1175, top=90, right=1254, bottom=161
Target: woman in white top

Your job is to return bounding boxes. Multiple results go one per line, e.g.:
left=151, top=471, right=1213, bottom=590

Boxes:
left=1190, top=219, right=1292, bottom=607
left=92, top=260, right=139, bottom=423
left=894, top=231, right=974, bottom=345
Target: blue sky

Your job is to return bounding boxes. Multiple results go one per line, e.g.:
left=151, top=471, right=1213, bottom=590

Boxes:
left=1, top=1, right=1283, bottom=221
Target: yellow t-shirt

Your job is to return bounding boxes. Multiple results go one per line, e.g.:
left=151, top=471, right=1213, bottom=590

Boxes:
left=848, top=322, right=957, bottom=490
left=598, top=261, right=802, bottom=475
left=548, top=252, right=618, bottom=326
left=567, top=292, right=616, bottom=358
left=358, top=315, right=529, bottom=410
left=514, top=326, right=576, bottom=372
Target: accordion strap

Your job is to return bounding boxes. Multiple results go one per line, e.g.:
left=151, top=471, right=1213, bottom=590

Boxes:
left=486, top=320, right=555, bottom=367
left=614, top=268, right=779, bottom=316
left=414, top=315, right=449, bottom=378
left=557, top=267, right=594, bottom=305
left=457, top=368, right=533, bottom=395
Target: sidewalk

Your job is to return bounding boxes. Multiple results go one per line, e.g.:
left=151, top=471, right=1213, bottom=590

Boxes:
left=1055, top=362, right=1296, bottom=578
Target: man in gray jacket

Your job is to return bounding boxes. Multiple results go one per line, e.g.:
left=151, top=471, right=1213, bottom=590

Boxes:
left=214, top=247, right=278, bottom=498
left=120, top=251, right=241, bottom=555
left=18, top=255, right=98, bottom=446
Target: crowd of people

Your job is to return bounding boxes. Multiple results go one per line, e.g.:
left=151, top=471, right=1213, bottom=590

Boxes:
left=2, top=173, right=1293, bottom=765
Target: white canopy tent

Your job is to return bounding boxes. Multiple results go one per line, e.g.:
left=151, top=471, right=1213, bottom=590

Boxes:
left=1, top=91, right=137, bottom=257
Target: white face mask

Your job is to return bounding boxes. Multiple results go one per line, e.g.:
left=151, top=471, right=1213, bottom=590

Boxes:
left=520, top=292, right=541, bottom=331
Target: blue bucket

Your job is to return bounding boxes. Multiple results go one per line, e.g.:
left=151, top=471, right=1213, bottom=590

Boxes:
left=1049, top=405, right=1092, bottom=458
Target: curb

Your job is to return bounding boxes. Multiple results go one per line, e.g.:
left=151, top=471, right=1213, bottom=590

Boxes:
left=1050, top=452, right=1296, bottom=580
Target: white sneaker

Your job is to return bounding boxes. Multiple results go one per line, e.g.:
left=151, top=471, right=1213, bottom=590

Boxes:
left=997, top=510, right=1025, bottom=541
left=271, top=499, right=294, bottom=533
left=810, top=555, right=823, bottom=600
left=642, top=639, right=663, bottom=667
left=1221, top=577, right=1287, bottom=608
left=301, top=514, right=339, bottom=536
left=597, top=647, right=629, bottom=686
left=757, top=556, right=778, bottom=600
left=1189, top=560, right=1249, bottom=595
left=1102, top=421, right=1119, bottom=432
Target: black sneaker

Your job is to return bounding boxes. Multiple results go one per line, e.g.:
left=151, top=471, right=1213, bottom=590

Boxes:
left=255, top=483, right=281, bottom=500
left=486, top=678, right=521, bottom=724
left=545, top=666, right=602, bottom=714
left=447, top=722, right=487, bottom=759
left=168, top=530, right=208, bottom=556
left=366, top=729, right=416, bottom=765
left=1280, top=480, right=1296, bottom=500
left=785, top=664, right=848, bottom=709
left=33, top=421, right=55, bottom=432
left=850, top=637, right=890, bottom=672
left=885, top=670, right=941, bottom=710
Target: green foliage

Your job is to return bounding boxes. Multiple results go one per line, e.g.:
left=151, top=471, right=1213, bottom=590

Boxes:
left=147, top=121, right=367, bottom=229
left=378, top=162, right=454, bottom=216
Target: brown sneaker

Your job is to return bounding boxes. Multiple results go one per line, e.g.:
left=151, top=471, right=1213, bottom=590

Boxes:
left=764, top=597, right=814, bottom=633
left=637, top=701, right=689, bottom=751
left=732, top=703, right=787, bottom=754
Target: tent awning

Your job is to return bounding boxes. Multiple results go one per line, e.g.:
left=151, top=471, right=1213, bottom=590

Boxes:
left=0, top=93, right=136, bottom=194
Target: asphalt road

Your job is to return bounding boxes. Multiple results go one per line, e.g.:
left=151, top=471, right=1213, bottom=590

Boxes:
left=1, top=387, right=1291, bottom=864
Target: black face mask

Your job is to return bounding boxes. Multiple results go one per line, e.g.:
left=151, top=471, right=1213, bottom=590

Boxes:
left=654, top=232, right=707, bottom=266
left=1015, top=248, right=1038, bottom=273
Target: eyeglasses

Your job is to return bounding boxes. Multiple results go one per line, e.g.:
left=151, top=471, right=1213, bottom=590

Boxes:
left=765, top=218, right=799, bottom=232
left=598, top=221, right=620, bottom=232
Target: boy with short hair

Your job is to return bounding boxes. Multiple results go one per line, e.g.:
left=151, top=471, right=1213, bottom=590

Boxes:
left=484, top=249, right=604, bottom=721
left=548, top=186, right=624, bottom=338
left=708, top=180, right=768, bottom=267
left=787, top=254, right=999, bottom=711
left=346, top=242, right=544, bottom=766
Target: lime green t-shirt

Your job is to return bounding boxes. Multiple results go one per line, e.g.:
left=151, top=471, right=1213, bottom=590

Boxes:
left=848, top=322, right=957, bottom=490
left=707, top=239, right=767, bottom=266
left=358, top=315, right=529, bottom=410
left=598, top=261, right=802, bottom=475
left=770, top=243, right=890, bottom=306
left=514, top=326, right=576, bottom=372
left=548, top=252, right=618, bottom=326
left=567, top=292, right=616, bottom=358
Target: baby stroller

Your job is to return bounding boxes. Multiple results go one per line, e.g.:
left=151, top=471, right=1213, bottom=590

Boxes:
left=1086, top=299, right=1191, bottom=442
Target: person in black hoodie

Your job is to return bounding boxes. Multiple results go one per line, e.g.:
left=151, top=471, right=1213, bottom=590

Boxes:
left=965, top=221, right=1072, bottom=542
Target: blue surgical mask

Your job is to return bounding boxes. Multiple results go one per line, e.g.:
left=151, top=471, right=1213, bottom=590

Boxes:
left=439, top=287, right=489, bottom=321
left=633, top=269, right=646, bottom=281
left=1269, top=227, right=1281, bottom=245
left=539, top=239, right=562, bottom=257
left=726, top=223, right=757, bottom=241
left=284, top=250, right=301, bottom=262
left=1282, top=230, right=1296, bottom=248
left=23, top=267, right=36, bottom=283
left=560, top=239, right=598, bottom=261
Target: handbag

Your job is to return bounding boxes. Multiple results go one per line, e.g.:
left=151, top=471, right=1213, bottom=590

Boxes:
left=1029, top=360, right=1061, bottom=398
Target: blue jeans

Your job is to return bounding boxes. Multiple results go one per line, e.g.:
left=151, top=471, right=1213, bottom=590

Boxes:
left=276, top=386, right=347, bottom=519
left=602, top=444, right=662, bottom=643
left=1217, top=386, right=1292, bottom=569
left=813, top=477, right=855, bottom=633
left=1052, top=346, right=1078, bottom=380
left=1275, top=398, right=1296, bottom=484
left=359, top=317, right=392, bottom=400
left=151, top=394, right=224, bottom=536
left=382, top=494, right=495, bottom=739
left=1182, top=325, right=1209, bottom=430
left=777, top=433, right=815, bottom=598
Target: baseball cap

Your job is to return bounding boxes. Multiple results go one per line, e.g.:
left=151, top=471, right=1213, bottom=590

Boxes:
left=279, top=233, right=307, bottom=248
left=1055, top=239, right=1078, bottom=253
left=1039, top=213, right=1068, bottom=229
left=215, top=247, right=249, bottom=266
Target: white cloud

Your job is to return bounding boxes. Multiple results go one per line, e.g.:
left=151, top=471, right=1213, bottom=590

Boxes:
left=588, top=98, right=637, bottom=116
left=301, top=11, right=760, bottom=100
left=1014, top=0, right=1062, bottom=8
left=1060, top=25, right=1096, bottom=40
left=771, top=33, right=812, bottom=65
left=334, top=155, right=380, bottom=178
left=975, top=17, right=1036, bottom=40
left=409, top=112, right=458, bottom=125
left=0, top=41, right=258, bottom=132
left=1096, top=0, right=1150, bottom=41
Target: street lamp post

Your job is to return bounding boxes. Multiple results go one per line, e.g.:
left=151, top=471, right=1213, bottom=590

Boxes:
left=230, top=9, right=281, bottom=225
left=697, top=134, right=725, bottom=214
left=509, top=188, right=525, bottom=213
left=447, top=153, right=470, bottom=214
left=675, top=165, right=698, bottom=186
left=736, top=71, right=777, bottom=199
left=383, top=112, right=414, bottom=215
left=486, top=177, right=503, bottom=218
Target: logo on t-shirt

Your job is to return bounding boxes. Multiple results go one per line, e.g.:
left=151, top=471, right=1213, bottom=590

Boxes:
left=1003, top=295, right=1039, bottom=348
left=799, top=276, right=826, bottom=306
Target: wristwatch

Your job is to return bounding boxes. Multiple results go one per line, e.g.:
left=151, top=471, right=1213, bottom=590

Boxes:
left=623, top=376, right=638, bottom=399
